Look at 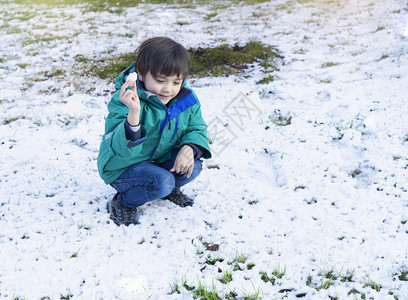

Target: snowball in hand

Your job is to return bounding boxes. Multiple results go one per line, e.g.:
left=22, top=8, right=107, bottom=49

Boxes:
left=127, top=72, right=138, bottom=82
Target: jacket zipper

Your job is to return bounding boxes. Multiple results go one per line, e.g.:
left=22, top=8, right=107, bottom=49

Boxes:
left=149, top=96, right=175, bottom=160
left=167, top=110, right=171, bottom=130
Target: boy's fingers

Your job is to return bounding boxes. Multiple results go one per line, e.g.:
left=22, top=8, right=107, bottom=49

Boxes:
left=121, top=81, right=132, bottom=91
left=170, top=160, right=181, bottom=173
left=120, top=82, right=132, bottom=97
left=187, top=166, right=193, bottom=178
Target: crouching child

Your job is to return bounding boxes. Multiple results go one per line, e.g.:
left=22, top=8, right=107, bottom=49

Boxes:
left=97, top=37, right=212, bottom=226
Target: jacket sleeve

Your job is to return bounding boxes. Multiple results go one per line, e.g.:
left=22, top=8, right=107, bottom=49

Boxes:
left=180, top=102, right=212, bottom=159
left=101, top=92, right=147, bottom=160
left=184, top=143, right=204, bottom=159
left=124, top=119, right=142, bottom=141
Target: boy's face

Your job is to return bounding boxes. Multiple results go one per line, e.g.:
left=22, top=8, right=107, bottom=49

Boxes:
left=139, top=72, right=184, bottom=105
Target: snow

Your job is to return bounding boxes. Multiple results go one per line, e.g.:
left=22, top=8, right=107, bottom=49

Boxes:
left=0, top=0, right=408, bottom=299
left=126, top=72, right=138, bottom=82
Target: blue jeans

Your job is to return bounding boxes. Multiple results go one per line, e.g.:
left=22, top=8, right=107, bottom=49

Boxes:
left=110, top=149, right=203, bottom=207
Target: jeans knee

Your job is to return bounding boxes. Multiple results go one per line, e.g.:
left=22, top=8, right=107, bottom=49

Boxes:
left=189, top=159, right=202, bottom=180
left=195, top=159, right=203, bottom=173
left=151, top=171, right=175, bottom=198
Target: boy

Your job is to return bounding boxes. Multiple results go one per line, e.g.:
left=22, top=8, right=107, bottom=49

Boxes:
left=97, top=37, right=212, bottom=226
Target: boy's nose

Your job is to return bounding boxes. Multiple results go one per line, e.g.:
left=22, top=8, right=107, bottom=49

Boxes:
left=162, top=83, right=171, bottom=92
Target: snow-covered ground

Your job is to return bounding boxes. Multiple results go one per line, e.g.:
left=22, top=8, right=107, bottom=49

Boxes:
left=1, top=0, right=408, bottom=299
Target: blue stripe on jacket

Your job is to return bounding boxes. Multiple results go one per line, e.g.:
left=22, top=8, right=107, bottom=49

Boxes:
left=160, top=89, right=198, bottom=130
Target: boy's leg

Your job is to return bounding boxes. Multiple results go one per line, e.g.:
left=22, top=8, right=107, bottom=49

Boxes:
left=110, top=161, right=176, bottom=207
left=158, top=148, right=203, bottom=192
left=158, top=148, right=201, bottom=207
left=174, top=159, right=202, bottom=191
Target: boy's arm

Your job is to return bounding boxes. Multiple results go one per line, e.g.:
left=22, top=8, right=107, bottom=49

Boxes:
left=124, top=119, right=142, bottom=141
left=104, top=91, right=147, bottom=157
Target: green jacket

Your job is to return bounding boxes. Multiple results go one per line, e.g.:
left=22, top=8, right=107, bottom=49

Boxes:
left=97, top=63, right=212, bottom=184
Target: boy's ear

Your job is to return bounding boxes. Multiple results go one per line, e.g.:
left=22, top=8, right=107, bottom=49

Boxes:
left=136, top=70, right=143, bottom=81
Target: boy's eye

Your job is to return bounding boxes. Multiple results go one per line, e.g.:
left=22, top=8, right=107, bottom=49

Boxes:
left=174, top=82, right=181, bottom=85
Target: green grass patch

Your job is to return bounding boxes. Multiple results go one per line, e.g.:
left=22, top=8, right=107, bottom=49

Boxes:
left=74, top=54, right=90, bottom=63
left=60, top=291, right=74, bottom=299
left=176, top=21, right=190, bottom=26
left=320, top=78, right=332, bottom=84
left=306, top=275, right=313, bottom=286
left=194, top=281, right=223, bottom=300
left=169, top=282, right=181, bottom=295
left=2, top=10, right=38, bottom=22
left=234, top=253, right=248, bottom=264
left=6, top=0, right=271, bottom=5
left=47, top=69, right=66, bottom=77
left=257, top=74, right=276, bottom=84
left=17, top=63, right=29, bottom=69
left=205, top=256, right=224, bottom=265
left=376, top=26, right=385, bottom=32
left=272, top=265, right=286, bottom=279
left=219, top=270, right=233, bottom=284
left=227, top=252, right=248, bottom=271
left=22, top=34, right=70, bottom=46
left=397, top=267, right=408, bottom=281
left=316, top=279, right=333, bottom=291
left=348, top=288, right=361, bottom=296
left=321, top=62, right=340, bottom=68
left=350, top=169, right=362, bottom=178
left=26, top=48, right=41, bottom=56
left=306, top=268, right=354, bottom=293
left=259, top=265, right=286, bottom=285
left=7, top=0, right=143, bottom=7
left=26, top=69, right=66, bottom=85
left=260, top=271, right=276, bottom=285
left=70, top=248, right=80, bottom=258
left=269, top=114, right=292, bottom=126
left=6, top=26, right=22, bottom=34
left=73, top=41, right=283, bottom=82
left=118, top=32, right=134, bottom=38
left=38, top=87, right=61, bottom=94
left=204, top=12, right=218, bottom=20
left=73, top=52, right=135, bottom=82
left=4, top=0, right=196, bottom=13
left=3, top=116, right=26, bottom=125
left=0, top=56, right=10, bottom=63
left=188, top=41, right=283, bottom=77
left=340, top=269, right=354, bottom=283
left=363, top=279, right=381, bottom=292
left=174, top=278, right=260, bottom=300
left=315, top=269, right=337, bottom=291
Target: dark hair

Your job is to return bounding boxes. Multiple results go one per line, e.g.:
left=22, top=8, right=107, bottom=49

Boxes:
left=135, top=37, right=191, bottom=79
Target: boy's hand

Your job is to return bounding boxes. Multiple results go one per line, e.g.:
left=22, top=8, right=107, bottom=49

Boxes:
left=170, top=145, right=195, bottom=178
left=120, top=81, right=140, bottom=125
